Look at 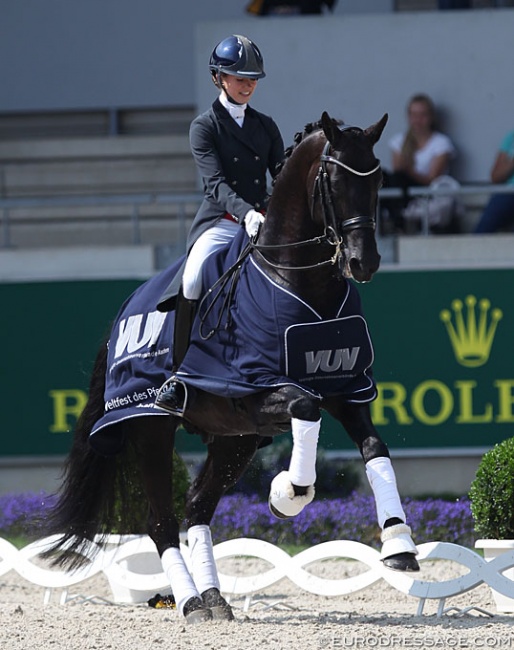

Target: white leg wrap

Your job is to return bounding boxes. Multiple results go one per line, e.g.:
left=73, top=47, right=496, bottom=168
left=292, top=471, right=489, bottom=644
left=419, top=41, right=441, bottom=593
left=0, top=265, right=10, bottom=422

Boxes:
left=187, top=525, right=220, bottom=594
left=161, top=547, right=200, bottom=617
left=380, top=523, right=418, bottom=558
left=365, top=456, right=406, bottom=529
left=269, top=470, right=315, bottom=518
left=288, top=418, right=320, bottom=486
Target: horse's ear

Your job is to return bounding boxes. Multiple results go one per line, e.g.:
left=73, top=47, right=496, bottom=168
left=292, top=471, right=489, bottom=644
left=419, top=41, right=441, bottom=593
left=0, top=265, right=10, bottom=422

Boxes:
left=321, top=111, right=340, bottom=144
left=364, top=113, right=388, bottom=145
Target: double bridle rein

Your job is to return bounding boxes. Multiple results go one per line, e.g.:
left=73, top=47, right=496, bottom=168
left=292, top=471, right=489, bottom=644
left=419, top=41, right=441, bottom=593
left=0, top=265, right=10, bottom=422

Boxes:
left=200, top=131, right=381, bottom=338
left=251, top=137, right=381, bottom=272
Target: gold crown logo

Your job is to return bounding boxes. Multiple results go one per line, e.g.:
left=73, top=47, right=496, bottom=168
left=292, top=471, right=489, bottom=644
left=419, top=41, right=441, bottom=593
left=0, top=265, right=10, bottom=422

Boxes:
left=440, top=295, right=502, bottom=368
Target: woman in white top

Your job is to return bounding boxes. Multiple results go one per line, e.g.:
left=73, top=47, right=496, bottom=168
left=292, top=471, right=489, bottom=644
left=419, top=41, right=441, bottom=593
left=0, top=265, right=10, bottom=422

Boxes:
left=383, top=94, right=456, bottom=233
left=389, top=93, right=455, bottom=185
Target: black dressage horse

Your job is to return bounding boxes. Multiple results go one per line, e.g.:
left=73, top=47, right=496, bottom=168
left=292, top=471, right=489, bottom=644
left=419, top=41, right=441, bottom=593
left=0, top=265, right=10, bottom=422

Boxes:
left=43, top=112, right=419, bottom=624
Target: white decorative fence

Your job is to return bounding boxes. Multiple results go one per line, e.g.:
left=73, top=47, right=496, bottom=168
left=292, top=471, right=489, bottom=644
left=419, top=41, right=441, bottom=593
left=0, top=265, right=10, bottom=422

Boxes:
left=1, top=535, right=514, bottom=616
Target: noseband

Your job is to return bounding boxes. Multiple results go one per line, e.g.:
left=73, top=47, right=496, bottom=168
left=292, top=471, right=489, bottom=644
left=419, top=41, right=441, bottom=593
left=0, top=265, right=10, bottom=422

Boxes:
left=316, top=140, right=381, bottom=237
left=252, top=133, right=381, bottom=272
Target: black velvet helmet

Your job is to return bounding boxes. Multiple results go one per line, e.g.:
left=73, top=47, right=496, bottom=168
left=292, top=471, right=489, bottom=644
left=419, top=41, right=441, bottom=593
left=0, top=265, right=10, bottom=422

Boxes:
left=209, top=35, right=266, bottom=79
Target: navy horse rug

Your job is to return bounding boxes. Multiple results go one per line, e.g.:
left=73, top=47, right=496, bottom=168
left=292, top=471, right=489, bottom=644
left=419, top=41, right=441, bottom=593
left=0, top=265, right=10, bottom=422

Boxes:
left=91, top=229, right=376, bottom=446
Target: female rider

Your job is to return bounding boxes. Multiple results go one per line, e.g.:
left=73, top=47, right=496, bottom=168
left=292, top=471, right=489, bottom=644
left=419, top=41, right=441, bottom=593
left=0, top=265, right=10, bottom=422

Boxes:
left=156, top=34, right=285, bottom=415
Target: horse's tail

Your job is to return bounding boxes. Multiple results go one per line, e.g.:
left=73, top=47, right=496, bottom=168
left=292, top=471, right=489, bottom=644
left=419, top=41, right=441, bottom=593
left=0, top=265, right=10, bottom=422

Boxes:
left=41, top=340, right=146, bottom=570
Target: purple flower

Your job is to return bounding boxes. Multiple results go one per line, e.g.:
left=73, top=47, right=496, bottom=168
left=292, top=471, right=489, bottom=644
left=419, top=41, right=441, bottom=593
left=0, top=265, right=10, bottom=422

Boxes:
left=0, top=491, right=475, bottom=549
left=0, top=491, right=57, bottom=537
left=209, top=492, right=475, bottom=548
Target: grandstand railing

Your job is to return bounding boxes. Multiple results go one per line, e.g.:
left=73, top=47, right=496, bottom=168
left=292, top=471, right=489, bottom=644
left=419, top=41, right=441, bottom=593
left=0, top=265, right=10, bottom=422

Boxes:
left=1, top=184, right=514, bottom=250
left=0, top=192, right=202, bottom=251
left=379, top=183, right=514, bottom=235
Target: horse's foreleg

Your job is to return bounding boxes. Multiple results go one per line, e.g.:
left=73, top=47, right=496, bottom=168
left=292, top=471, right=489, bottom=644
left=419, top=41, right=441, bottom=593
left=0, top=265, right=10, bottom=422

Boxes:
left=269, top=394, right=321, bottom=518
left=365, top=456, right=419, bottom=569
left=324, top=400, right=419, bottom=572
left=184, top=434, right=262, bottom=621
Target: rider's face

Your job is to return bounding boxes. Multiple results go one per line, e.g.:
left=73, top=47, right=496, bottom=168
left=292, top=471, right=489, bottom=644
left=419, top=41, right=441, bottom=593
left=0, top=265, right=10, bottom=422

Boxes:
left=221, top=74, right=258, bottom=105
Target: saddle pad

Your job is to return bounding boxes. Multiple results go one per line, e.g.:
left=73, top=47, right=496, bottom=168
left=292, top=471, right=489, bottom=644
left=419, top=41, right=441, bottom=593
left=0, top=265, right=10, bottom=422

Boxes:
left=90, top=261, right=179, bottom=449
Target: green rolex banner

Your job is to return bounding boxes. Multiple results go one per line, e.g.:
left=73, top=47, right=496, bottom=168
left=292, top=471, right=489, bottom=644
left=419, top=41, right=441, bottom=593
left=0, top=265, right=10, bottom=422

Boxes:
left=0, top=268, right=513, bottom=458
left=356, top=268, right=514, bottom=452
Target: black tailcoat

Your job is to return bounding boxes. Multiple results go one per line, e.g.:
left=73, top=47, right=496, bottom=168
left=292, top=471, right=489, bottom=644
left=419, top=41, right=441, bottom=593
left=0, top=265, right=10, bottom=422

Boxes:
left=158, top=98, right=284, bottom=311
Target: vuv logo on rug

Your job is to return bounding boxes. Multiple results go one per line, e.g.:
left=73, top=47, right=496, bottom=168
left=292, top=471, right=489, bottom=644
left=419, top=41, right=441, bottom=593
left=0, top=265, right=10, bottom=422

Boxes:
left=439, top=295, right=502, bottom=368
left=305, top=348, right=360, bottom=373
left=114, top=311, right=167, bottom=358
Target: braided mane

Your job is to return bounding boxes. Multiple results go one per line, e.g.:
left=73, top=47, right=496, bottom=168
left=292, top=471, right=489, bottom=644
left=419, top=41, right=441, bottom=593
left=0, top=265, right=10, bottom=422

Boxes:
left=273, top=117, right=344, bottom=183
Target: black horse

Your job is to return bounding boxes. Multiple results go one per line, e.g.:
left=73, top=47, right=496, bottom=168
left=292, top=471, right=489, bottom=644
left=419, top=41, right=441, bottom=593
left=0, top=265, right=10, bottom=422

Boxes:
left=43, top=112, right=419, bottom=625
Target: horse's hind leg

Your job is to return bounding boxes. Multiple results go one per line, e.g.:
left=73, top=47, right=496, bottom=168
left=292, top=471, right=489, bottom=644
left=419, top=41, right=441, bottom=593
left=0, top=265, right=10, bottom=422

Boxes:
left=184, top=433, right=263, bottom=620
left=324, top=400, right=419, bottom=572
left=127, top=417, right=212, bottom=624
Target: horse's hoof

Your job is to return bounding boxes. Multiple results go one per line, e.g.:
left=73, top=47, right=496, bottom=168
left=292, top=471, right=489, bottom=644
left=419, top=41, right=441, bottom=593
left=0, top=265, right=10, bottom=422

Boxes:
left=202, top=588, right=235, bottom=621
left=183, top=596, right=213, bottom=625
left=268, top=471, right=315, bottom=519
left=268, top=501, right=290, bottom=520
left=382, top=552, right=420, bottom=572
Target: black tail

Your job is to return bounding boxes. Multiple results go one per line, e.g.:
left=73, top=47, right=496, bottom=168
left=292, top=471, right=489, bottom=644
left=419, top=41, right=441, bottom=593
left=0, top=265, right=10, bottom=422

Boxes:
left=42, top=341, right=149, bottom=569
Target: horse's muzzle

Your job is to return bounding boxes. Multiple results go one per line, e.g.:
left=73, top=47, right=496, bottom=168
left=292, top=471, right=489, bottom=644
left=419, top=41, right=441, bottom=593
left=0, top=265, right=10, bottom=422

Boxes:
left=347, top=252, right=381, bottom=283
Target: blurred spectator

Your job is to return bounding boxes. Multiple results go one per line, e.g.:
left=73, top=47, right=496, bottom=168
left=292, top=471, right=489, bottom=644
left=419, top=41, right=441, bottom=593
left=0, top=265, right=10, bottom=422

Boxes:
left=474, top=129, right=514, bottom=233
left=246, top=0, right=337, bottom=15
left=381, top=93, right=457, bottom=233
left=438, top=1, right=471, bottom=8
left=388, top=94, right=455, bottom=188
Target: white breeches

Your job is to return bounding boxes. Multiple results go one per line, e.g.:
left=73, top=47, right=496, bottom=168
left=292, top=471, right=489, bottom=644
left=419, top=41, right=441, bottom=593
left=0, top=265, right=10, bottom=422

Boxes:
left=182, top=220, right=239, bottom=300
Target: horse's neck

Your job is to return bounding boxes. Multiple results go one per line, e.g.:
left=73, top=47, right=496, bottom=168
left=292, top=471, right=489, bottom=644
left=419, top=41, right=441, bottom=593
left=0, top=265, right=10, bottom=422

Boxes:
left=259, top=211, right=344, bottom=318
left=258, top=133, right=347, bottom=318
left=255, top=253, right=347, bottom=320
left=286, top=270, right=348, bottom=320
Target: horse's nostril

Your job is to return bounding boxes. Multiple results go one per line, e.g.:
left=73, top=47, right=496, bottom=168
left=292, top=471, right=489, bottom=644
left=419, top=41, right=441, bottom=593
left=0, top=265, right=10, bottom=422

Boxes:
left=349, top=254, right=380, bottom=282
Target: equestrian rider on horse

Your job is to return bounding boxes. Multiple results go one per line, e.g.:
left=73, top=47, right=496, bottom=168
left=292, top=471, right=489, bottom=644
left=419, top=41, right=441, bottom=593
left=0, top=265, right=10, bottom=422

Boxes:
left=155, top=34, right=285, bottom=415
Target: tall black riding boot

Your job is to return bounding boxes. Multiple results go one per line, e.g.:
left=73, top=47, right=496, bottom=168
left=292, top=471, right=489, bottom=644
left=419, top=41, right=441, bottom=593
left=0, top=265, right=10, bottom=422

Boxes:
left=155, top=291, right=198, bottom=415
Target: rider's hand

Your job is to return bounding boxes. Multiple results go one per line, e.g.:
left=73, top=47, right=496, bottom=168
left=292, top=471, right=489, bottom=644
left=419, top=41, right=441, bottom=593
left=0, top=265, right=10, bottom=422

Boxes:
left=244, top=209, right=264, bottom=238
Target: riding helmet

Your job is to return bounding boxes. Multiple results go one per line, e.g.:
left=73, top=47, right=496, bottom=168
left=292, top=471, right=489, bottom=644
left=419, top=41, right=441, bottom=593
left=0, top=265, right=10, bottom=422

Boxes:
left=209, top=35, right=266, bottom=79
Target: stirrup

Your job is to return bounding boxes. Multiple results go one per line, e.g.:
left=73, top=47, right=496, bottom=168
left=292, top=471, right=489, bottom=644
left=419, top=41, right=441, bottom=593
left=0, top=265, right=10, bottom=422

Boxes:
left=155, top=376, right=189, bottom=416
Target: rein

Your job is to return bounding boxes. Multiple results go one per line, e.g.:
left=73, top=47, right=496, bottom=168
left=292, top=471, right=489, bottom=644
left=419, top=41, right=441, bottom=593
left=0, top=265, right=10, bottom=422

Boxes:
left=198, top=242, right=253, bottom=340
left=251, top=138, right=380, bottom=272
left=199, top=128, right=381, bottom=338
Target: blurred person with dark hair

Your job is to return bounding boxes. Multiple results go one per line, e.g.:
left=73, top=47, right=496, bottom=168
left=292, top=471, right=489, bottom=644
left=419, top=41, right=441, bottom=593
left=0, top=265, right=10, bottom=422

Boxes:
left=438, top=1, right=471, bottom=9
left=246, top=0, right=337, bottom=15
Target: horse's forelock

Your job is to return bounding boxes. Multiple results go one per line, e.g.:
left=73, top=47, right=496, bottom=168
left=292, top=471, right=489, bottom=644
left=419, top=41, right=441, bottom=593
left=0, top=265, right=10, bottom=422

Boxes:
left=274, top=118, right=352, bottom=184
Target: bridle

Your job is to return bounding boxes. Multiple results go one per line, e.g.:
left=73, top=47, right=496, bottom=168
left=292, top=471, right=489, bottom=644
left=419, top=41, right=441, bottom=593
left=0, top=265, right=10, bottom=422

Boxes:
left=251, top=134, right=381, bottom=272
left=200, top=128, right=381, bottom=338
left=318, top=140, right=381, bottom=232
